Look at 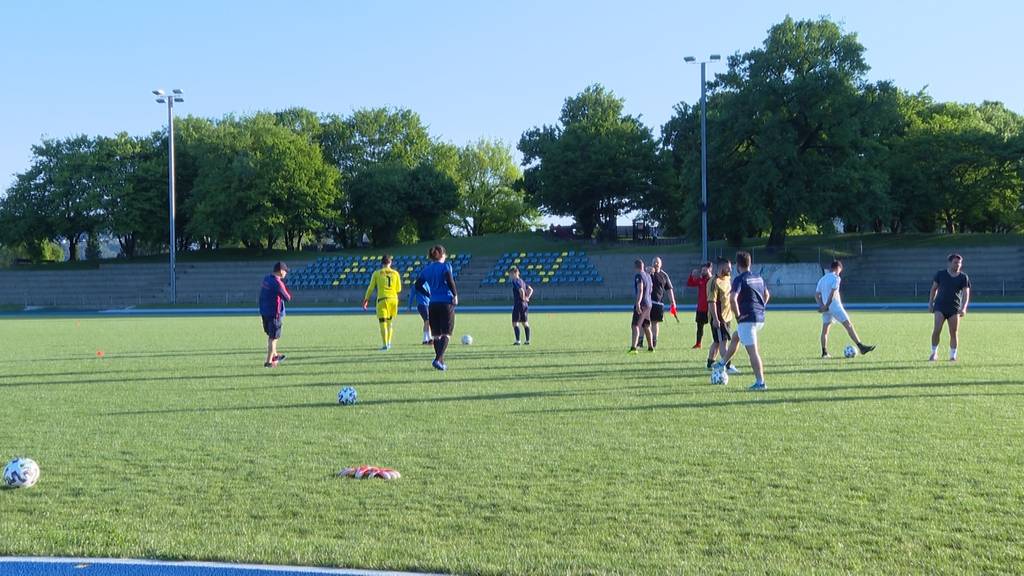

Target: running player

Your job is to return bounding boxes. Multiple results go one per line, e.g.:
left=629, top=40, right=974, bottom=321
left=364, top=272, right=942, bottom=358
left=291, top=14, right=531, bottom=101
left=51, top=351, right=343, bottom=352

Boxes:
left=628, top=259, right=654, bottom=354
left=928, top=253, right=971, bottom=361
left=715, top=251, right=770, bottom=390
left=362, top=255, right=402, bottom=350
left=414, top=245, right=459, bottom=371
left=509, top=266, right=534, bottom=345
left=258, top=261, right=291, bottom=368
left=686, top=262, right=713, bottom=348
left=408, top=276, right=432, bottom=345
left=647, top=257, right=677, bottom=350
left=706, top=257, right=738, bottom=374
left=815, top=260, right=875, bottom=358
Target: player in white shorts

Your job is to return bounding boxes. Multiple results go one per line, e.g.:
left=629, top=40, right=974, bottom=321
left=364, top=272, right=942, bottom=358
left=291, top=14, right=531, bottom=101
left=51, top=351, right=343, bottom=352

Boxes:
left=815, top=260, right=875, bottom=358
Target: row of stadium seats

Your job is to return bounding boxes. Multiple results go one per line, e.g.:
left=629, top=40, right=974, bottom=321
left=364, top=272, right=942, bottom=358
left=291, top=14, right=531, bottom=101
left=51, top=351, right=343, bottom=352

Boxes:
left=481, top=251, right=603, bottom=286
left=286, top=254, right=471, bottom=290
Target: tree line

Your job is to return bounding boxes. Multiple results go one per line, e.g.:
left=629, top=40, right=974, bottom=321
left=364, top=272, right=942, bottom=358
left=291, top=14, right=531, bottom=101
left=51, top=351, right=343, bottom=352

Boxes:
left=2, top=16, right=1022, bottom=262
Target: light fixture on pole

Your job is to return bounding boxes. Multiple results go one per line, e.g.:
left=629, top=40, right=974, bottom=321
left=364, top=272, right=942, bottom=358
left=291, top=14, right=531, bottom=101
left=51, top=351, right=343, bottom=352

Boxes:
left=684, top=54, right=721, bottom=263
left=153, top=88, right=185, bottom=304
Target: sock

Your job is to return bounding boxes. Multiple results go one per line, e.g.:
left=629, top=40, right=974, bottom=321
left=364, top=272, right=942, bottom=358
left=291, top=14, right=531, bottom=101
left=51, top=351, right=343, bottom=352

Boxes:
left=822, top=347, right=828, bottom=355
left=950, top=347, right=958, bottom=359
left=707, top=358, right=714, bottom=368
left=438, top=335, right=450, bottom=362
left=931, top=345, right=938, bottom=355
left=424, top=329, right=431, bottom=342
left=514, top=325, right=521, bottom=342
left=696, top=324, right=704, bottom=344
left=378, top=321, right=388, bottom=345
left=524, top=326, right=531, bottom=342
left=433, top=338, right=441, bottom=360
left=727, top=362, right=734, bottom=369
left=386, top=321, right=394, bottom=345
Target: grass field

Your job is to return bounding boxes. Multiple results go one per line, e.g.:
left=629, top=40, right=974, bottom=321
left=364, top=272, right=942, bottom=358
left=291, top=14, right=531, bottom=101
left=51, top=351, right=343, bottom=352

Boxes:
left=1, top=311, right=1022, bottom=575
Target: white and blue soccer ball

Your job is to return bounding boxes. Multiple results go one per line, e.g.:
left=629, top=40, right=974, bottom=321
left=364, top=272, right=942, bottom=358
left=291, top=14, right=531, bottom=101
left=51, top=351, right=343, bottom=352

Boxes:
left=843, top=345, right=857, bottom=359
left=337, top=386, right=357, bottom=406
left=3, top=457, right=40, bottom=488
left=710, top=367, right=729, bottom=386
left=461, top=334, right=473, bottom=346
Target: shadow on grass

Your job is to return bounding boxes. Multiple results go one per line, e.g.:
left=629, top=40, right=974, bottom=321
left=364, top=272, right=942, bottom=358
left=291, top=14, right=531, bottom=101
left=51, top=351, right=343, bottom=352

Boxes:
left=104, top=384, right=666, bottom=416
left=517, top=383, right=1024, bottom=415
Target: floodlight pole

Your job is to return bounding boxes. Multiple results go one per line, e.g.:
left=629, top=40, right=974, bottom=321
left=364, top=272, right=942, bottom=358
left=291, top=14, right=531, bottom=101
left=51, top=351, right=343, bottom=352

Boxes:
left=685, top=55, right=720, bottom=264
left=154, top=89, right=184, bottom=304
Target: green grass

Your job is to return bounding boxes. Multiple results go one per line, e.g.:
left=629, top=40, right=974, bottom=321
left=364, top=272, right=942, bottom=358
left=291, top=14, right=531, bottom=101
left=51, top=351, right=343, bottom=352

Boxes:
left=2, top=312, right=1022, bottom=574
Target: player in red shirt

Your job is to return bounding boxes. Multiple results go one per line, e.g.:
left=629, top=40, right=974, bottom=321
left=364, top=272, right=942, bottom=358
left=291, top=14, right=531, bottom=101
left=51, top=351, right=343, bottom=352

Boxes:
left=686, top=262, right=713, bottom=349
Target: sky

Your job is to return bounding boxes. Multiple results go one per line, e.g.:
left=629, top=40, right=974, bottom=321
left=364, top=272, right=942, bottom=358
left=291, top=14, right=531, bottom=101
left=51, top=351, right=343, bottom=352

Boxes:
left=1, top=0, right=1022, bottom=197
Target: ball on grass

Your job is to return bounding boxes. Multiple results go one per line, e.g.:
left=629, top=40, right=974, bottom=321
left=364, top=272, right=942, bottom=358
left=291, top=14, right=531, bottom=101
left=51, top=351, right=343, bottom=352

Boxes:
left=844, top=345, right=857, bottom=359
left=461, top=335, right=473, bottom=346
left=3, top=457, right=40, bottom=488
left=337, top=386, right=357, bottom=406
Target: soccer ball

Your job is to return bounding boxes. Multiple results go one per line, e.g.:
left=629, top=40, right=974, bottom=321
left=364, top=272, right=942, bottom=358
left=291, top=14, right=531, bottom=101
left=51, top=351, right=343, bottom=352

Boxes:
left=3, top=457, right=40, bottom=488
left=710, top=367, right=729, bottom=386
left=843, top=345, right=857, bottom=359
left=337, top=386, right=357, bottom=406
left=461, top=335, right=473, bottom=345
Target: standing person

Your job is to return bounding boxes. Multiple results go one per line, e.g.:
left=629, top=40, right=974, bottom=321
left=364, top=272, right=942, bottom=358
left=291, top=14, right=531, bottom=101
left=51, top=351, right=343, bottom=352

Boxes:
left=686, top=262, right=713, bottom=349
left=362, top=255, right=402, bottom=351
left=646, top=257, right=677, bottom=350
left=928, top=253, right=971, bottom=361
left=509, top=266, right=534, bottom=345
left=706, top=257, right=739, bottom=374
left=628, top=259, right=654, bottom=354
left=408, top=276, right=432, bottom=345
left=715, top=251, right=770, bottom=390
left=815, top=260, right=875, bottom=358
left=258, top=261, right=291, bottom=368
left=415, top=245, right=459, bottom=371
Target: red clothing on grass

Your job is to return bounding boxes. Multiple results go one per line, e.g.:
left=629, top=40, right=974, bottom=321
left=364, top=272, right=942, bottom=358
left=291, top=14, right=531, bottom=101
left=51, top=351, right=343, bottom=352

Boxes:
left=687, top=274, right=710, bottom=312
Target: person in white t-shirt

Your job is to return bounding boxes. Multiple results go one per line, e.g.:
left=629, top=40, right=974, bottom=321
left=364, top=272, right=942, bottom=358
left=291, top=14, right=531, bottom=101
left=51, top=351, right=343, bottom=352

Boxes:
left=815, top=260, right=875, bottom=358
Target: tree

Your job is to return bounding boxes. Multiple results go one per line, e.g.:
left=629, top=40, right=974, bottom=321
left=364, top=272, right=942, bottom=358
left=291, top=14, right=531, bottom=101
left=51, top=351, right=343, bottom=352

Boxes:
left=453, top=139, right=537, bottom=236
left=320, top=107, right=433, bottom=175
left=519, top=85, right=659, bottom=239
left=709, top=17, right=899, bottom=248
left=188, top=114, right=340, bottom=250
left=95, top=132, right=166, bottom=257
left=0, top=135, right=104, bottom=261
left=346, top=162, right=411, bottom=247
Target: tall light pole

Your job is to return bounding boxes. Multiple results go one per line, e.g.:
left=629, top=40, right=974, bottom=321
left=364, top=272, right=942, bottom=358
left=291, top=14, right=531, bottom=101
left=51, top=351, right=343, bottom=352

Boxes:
left=684, top=55, right=720, bottom=263
left=153, top=88, right=184, bottom=304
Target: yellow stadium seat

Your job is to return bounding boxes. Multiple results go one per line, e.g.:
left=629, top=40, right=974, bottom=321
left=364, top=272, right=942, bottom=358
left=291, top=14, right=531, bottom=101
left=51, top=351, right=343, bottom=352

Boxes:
left=542, top=277, right=550, bottom=283
left=498, top=278, right=506, bottom=283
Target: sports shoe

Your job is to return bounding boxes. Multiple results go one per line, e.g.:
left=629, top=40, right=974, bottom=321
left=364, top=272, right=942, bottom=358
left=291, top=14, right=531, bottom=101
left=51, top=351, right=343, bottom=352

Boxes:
left=691, top=343, right=702, bottom=349
left=928, top=354, right=938, bottom=362
left=706, top=362, right=714, bottom=371
left=821, top=352, right=831, bottom=359
left=727, top=365, right=741, bottom=375
left=647, top=347, right=655, bottom=353
left=859, top=344, right=876, bottom=355
left=949, top=356, right=958, bottom=362
left=379, top=345, right=389, bottom=351
left=627, top=348, right=639, bottom=355
left=513, top=341, right=521, bottom=346
left=273, top=354, right=287, bottom=363
left=263, top=361, right=278, bottom=368
left=524, top=341, right=531, bottom=346
left=386, top=343, right=392, bottom=350
left=431, top=359, right=446, bottom=371
left=748, top=381, right=766, bottom=391
left=422, top=340, right=432, bottom=345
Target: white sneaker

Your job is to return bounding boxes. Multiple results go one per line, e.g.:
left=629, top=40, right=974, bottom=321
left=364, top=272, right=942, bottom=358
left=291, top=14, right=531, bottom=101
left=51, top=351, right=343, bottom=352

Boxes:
left=727, top=365, right=741, bottom=375
left=928, top=354, right=938, bottom=362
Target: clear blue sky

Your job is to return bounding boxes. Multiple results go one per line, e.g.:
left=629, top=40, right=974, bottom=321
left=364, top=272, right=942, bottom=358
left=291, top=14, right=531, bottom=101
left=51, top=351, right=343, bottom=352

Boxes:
left=1, top=0, right=1021, bottom=194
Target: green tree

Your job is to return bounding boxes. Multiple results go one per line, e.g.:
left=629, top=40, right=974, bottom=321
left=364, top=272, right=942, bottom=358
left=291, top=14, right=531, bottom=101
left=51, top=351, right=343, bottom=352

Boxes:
left=453, top=139, right=537, bottom=236
left=519, top=84, right=658, bottom=239
left=94, top=132, right=165, bottom=257
left=346, top=162, right=411, bottom=247
left=708, top=17, right=898, bottom=248
left=0, top=135, right=104, bottom=261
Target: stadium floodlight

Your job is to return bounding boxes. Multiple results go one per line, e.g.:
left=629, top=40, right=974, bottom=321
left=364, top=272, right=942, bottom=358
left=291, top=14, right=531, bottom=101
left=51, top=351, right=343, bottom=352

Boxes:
left=685, top=55, right=722, bottom=264
left=152, top=88, right=186, bottom=304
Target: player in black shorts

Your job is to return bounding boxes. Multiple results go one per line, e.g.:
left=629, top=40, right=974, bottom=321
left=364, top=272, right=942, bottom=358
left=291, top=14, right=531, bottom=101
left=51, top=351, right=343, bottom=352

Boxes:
left=646, top=257, right=676, bottom=350
left=509, top=266, right=534, bottom=345
left=928, top=253, right=971, bottom=361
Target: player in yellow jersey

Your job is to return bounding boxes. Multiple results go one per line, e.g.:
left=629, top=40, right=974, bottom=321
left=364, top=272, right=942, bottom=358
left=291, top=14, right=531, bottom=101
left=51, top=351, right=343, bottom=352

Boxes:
left=362, top=255, right=403, bottom=350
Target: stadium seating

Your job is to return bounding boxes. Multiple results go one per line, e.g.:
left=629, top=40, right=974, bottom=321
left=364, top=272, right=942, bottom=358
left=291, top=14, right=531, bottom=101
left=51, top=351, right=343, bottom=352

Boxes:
left=481, top=251, right=603, bottom=286
left=285, top=254, right=471, bottom=290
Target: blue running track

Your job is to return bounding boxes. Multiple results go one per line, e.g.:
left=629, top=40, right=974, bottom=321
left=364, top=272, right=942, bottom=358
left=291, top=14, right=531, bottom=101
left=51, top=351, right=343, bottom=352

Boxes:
left=0, top=558, right=436, bottom=576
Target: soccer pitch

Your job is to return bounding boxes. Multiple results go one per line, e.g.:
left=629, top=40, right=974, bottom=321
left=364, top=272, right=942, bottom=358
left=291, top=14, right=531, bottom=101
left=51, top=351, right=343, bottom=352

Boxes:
left=1, top=311, right=1022, bottom=575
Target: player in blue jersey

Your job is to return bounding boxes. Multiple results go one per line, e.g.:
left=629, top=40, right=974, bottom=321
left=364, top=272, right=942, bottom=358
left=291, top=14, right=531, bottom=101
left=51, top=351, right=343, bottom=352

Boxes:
left=414, top=245, right=459, bottom=371
left=509, top=266, right=534, bottom=345
left=715, top=251, right=770, bottom=390
left=628, top=259, right=654, bottom=354
left=408, top=276, right=432, bottom=345
left=258, top=262, right=291, bottom=368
